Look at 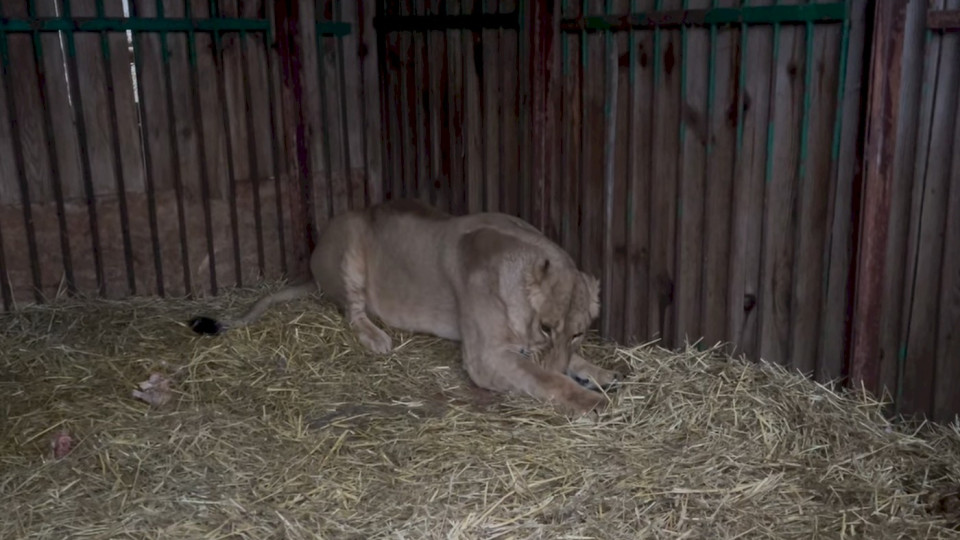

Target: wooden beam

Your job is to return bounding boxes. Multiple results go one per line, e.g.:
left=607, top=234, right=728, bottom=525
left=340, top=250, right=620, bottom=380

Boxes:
left=850, top=0, right=910, bottom=395
left=526, top=0, right=560, bottom=235
left=927, top=9, right=960, bottom=31
left=274, top=0, right=315, bottom=276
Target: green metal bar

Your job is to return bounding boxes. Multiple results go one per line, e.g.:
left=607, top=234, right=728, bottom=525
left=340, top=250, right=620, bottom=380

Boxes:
left=755, top=1, right=781, bottom=360
left=94, top=0, right=136, bottom=295
left=209, top=0, right=242, bottom=287
left=0, top=16, right=349, bottom=36
left=561, top=3, right=846, bottom=32
left=0, top=2, right=42, bottom=305
left=821, top=1, right=850, bottom=383
left=697, top=0, right=719, bottom=343
left=60, top=0, right=106, bottom=296
left=264, top=2, right=288, bottom=274
left=239, top=29, right=266, bottom=276
left=154, top=0, right=193, bottom=295
left=184, top=0, right=218, bottom=295
left=788, top=16, right=815, bottom=368
left=126, top=0, right=165, bottom=295
left=674, top=0, right=689, bottom=344
left=27, top=0, right=76, bottom=296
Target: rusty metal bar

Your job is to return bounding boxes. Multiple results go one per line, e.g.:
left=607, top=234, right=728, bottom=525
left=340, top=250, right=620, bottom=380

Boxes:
left=927, top=9, right=960, bottom=31
left=850, top=0, right=911, bottom=395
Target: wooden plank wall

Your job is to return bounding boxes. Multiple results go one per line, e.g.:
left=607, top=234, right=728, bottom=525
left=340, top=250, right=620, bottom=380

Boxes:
left=374, top=0, right=870, bottom=387
left=879, top=0, right=960, bottom=423
left=0, top=0, right=381, bottom=305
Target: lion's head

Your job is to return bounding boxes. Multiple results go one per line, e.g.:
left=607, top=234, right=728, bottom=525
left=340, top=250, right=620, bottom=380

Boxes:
left=523, top=257, right=601, bottom=373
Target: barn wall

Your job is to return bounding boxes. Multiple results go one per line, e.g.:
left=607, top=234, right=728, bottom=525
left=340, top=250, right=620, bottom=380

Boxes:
left=877, top=0, right=960, bottom=422
left=376, top=0, right=870, bottom=384
left=0, top=0, right=381, bottom=304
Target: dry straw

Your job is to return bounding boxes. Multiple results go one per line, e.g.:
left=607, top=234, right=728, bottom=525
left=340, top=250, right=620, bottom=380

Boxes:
left=1, top=282, right=959, bottom=539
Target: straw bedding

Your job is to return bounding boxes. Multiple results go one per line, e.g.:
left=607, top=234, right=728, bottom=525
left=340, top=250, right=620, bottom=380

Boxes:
left=2, top=282, right=959, bottom=539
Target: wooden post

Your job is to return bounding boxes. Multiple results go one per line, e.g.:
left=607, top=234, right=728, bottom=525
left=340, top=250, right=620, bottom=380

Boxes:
left=526, top=0, right=560, bottom=235
left=849, top=0, right=910, bottom=394
left=274, top=0, right=315, bottom=276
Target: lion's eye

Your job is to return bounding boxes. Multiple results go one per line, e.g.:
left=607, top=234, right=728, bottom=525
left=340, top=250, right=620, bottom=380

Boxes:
left=540, top=323, right=552, bottom=336
left=572, top=332, right=584, bottom=342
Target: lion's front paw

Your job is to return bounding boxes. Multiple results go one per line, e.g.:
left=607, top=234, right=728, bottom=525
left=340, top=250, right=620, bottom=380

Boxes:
left=355, top=322, right=393, bottom=354
left=560, top=387, right=610, bottom=417
left=570, top=366, right=622, bottom=392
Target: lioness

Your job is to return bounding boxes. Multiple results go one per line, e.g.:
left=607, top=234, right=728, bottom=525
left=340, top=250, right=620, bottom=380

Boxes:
left=189, top=199, right=620, bottom=416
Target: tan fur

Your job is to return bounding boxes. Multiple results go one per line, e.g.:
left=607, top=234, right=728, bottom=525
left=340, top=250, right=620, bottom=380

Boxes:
left=204, top=199, right=620, bottom=416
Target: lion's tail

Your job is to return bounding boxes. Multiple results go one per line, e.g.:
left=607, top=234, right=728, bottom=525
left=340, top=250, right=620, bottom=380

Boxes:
left=188, top=281, right=319, bottom=336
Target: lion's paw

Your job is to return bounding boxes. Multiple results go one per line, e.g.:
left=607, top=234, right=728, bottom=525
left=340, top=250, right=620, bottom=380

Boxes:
left=356, top=323, right=393, bottom=354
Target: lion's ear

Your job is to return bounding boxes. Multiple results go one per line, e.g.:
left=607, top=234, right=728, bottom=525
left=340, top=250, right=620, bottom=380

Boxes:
left=583, top=272, right=601, bottom=319
left=525, top=258, right=551, bottom=310
left=533, top=258, right=550, bottom=282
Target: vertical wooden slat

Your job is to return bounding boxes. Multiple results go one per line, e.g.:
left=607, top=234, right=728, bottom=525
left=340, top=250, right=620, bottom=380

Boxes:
left=727, top=0, right=773, bottom=361
left=878, top=0, right=924, bottom=405
left=899, top=22, right=957, bottom=417
left=333, top=1, right=363, bottom=210
left=376, top=0, right=401, bottom=202
left=71, top=0, right=126, bottom=298
left=599, top=0, right=617, bottom=337
left=28, top=0, right=77, bottom=300
left=851, top=0, right=911, bottom=398
left=700, top=0, right=738, bottom=349
left=318, top=0, right=347, bottom=216
left=819, top=0, right=866, bottom=383
left=464, top=0, right=483, bottom=214
left=758, top=10, right=798, bottom=367
left=500, top=0, right=520, bottom=218
left=934, top=73, right=960, bottom=422
left=448, top=0, right=467, bottom=214
left=409, top=0, right=428, bottom=203
left=623, top=0, right=655, bottom=344
left=790, top=11, right=841, bottom=378
left=560, top=0, right=581, bottom=263
left=357, top=0, right=384, bottom=206
left=1, top=0, right=49, bottom=303
left=182, top=0, right=219, bottom=295
left=648, top=0, right=682, bottom=347
left=483, top=0, right=501, bottom=212
left=579, top=0, right=603, bottom=329
left=675, top=0, right=711, bottom=347
left=528, top=0, right=559, bottom=234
